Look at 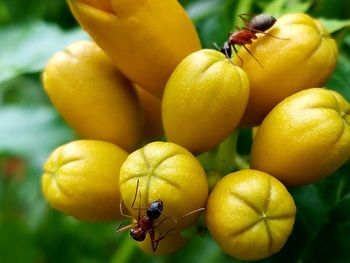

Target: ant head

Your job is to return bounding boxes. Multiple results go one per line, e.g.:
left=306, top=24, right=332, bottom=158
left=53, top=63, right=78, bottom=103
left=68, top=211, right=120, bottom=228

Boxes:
left=130, top=227, right=146, bottom=241
left=220, top=41, right=232, bottom=59
left=147, top=199, right=163, bottom=220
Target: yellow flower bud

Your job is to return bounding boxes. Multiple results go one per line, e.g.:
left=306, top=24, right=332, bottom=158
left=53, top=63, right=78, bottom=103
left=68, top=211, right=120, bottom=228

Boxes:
left=162, top=49, right=249, bottom=154
left=235, top=13, right=338, bottom=127
left=67, top=0, right=201, bottom=97
left=43, top=40, right=143, bottom=152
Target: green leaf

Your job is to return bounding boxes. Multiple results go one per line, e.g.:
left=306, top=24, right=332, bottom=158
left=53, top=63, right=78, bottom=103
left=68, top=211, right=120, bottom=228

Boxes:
left=263, top=0, right=312, bottom=16
left=302, top=192, right=350, bottom=262
left=326, top=54, right=350, bottom=102
left=311, top=0, right=350, bottom=20
left=290, top=185, right=328, bottom=235
left=0, top=2, right=11, bottom=24
left=315, top=162, right=350, bottom=209
left=185, top=0, right=239, bottom=48
left=2, top=0, right=70, bottom=24
left=330, top=192, right=350, bottom=222
left=0, top=218, right=40, bottom=262
left=36, top=209, right=122, bottom=262
left=185, top=0, right=226, bottom=23
left=231, top=0, right=254, bottom=28
left=318, top=17, right=350, bottom=33
left=0, top=19, right=87, bottom=84
left=345, top=33, right=350, bottom=47
left=175, top=235, right=232, bottom=263
left=263, top=0, right=285, bottom=16
left=0, top=106, right=76, bottom=157
left=0, top=75, right=48, bottom=105
left=282, top=1, right=312, bottom=14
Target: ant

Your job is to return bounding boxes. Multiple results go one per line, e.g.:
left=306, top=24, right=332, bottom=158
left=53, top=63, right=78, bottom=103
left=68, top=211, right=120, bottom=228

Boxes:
left=220, top=14, right=285, bottom=67
left=116, top=180, right=205, bottom=252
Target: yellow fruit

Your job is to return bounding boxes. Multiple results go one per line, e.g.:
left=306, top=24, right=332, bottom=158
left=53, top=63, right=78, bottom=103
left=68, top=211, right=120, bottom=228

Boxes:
left=119, top=141, right=208, bottom=233
left=251, top=88, right=350, bottom=186
left=135, top=85, right=163, bottom=138
left=137, top=230, right=187, bottom=255
left=235, top=13, right=338, bottom=127
left=68, top=0, right=201, bottom=97
left=162, top=49, right=250, bottom=154
left=206, top=169, right=296, bottom=261
left=42, top=140, right=128, bottom=221
left=42, top=40, right=142, bottom=152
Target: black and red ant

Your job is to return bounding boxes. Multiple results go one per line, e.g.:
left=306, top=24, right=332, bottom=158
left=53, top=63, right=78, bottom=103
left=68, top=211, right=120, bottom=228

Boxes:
left=116, top=180, right=204, bottom=252
left=220, top=14, right=285, bottom=66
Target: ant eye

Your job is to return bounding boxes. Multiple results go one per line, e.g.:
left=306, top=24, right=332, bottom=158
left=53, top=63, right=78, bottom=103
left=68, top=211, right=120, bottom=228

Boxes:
left=147, top=200, right=163, bottom=219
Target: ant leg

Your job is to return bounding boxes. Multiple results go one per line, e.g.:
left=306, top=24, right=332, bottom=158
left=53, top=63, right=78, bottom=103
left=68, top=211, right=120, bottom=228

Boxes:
left=151, top=228, right=177, bottom=252
left=238, top=14, right=254, bottom=27
left=232, top=45, right=244, bottom=67
left=241, top=26, right=289, bottom=40
left=174, top=208, right=205, bottom=222
left=242, top=44, right=263, bottom=68
left=137, top=188, right=142, bottom=222
left=115, top=222, right=134, bottom=233
left=114, top=198, right=134, bottom=234
left=131, top=179, right=148, bottom=211
left=131, top=179, right=140, bottom=208
left=131, top=190, right=149, bottom=212
left=149, top=230, right=157, bottom=252
left=155, top=207, right=206, bottom=227
left=119, top=199, right=133, bottom=218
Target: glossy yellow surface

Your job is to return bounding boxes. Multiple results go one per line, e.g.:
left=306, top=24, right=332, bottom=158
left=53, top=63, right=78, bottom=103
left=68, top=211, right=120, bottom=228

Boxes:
left=235, top=13, right=338, bottom=127
left=42, top=140, right=128, bottom=221
left=119, top=141, right=208, bottom=233
left=43, top=40, right=142, bottom=152
left=68, top=0, right=201, bottom=97
left=251, top=88, right=350, bottom=186
left=162, top=49, right=250, bottom=154
left=206, top=170, right=296, bottom=261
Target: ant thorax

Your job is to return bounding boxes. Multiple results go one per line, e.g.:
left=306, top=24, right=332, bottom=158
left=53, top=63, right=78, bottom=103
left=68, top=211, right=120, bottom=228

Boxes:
left=229, top=31, right=255, bottom=45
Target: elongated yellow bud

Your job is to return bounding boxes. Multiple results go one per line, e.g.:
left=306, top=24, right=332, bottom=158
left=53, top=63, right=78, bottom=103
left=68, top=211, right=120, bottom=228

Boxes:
left=43, top=40, right=143, bottom=152
left=68, top=0, right=201, bottom=97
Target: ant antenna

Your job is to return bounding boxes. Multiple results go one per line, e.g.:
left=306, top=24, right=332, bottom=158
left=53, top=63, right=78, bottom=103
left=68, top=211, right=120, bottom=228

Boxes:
left=213, top=42, right=220, bottom=50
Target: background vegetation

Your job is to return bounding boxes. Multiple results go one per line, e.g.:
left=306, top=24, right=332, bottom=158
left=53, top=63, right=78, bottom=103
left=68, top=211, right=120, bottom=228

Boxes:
left=0, top=0, right=350, bottom=262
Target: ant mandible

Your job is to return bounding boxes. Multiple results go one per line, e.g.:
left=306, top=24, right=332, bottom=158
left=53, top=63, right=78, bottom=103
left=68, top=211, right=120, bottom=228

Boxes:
left=221, top=14, right=283, bottom=67
left=116, top=180, right=204, bottom=252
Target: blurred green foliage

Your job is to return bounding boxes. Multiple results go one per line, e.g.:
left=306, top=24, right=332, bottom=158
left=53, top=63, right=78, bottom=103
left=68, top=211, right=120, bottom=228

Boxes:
left=0, top=0, right=349, bottom=262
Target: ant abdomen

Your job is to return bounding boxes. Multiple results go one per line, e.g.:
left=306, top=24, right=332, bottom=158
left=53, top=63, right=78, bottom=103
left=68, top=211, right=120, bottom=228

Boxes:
left=249, top=14, right=277, bottom=32
left=130, top=228, right=147, bottom=241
